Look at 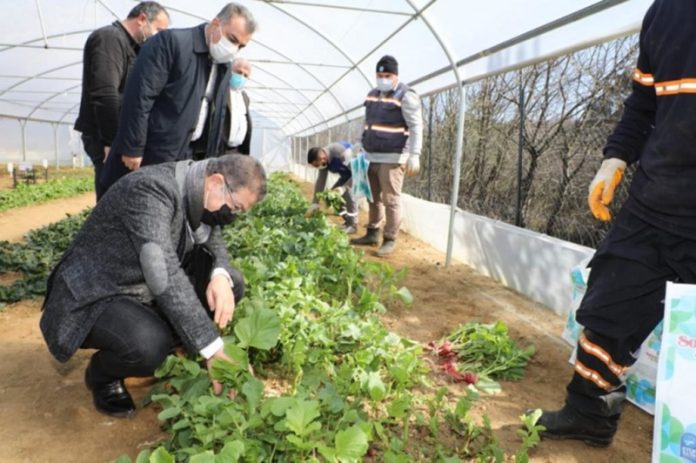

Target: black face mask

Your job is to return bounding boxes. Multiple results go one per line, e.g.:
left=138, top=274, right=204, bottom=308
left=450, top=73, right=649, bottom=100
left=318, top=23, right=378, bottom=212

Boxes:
left=201, top=204, right=238, bottom=227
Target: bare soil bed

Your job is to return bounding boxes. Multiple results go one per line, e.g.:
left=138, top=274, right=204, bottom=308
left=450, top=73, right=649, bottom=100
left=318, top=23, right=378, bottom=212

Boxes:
left=0, top=183, right=652, bottom=462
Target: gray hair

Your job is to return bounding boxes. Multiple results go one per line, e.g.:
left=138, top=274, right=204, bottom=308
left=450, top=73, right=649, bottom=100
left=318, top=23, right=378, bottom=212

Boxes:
left=217, top=3, right=257, bottom=34
left=127, top=1, right=169, bottom=21
left=206, top=154, right=266, bottom=201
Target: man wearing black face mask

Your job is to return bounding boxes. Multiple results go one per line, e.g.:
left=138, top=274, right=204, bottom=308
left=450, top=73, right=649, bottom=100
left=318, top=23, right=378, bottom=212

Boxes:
left=40, top=154, right=266, bottom=419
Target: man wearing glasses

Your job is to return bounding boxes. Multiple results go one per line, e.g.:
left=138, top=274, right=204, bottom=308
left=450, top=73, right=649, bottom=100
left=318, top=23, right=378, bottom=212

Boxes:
left=40, top=155, right=266, bottom=418
left=101, top=3, right=257, bottom=194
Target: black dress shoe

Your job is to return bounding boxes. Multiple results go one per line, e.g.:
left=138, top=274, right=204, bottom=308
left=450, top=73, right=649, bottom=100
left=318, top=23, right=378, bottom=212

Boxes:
left=531, top=406, right=617, bottom=447
left=85, top=367, right=136, bottom=418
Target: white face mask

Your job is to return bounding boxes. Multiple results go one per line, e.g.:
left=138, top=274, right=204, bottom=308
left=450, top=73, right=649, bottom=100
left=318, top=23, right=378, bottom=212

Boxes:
left=209, top=23, right=239, bottom=64
left=376, top=77, right=394, bottom=92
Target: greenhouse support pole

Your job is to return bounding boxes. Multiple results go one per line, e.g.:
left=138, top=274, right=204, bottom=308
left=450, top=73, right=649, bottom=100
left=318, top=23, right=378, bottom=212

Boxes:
left=516, top=75, right=525, bottom=227
left=52, top=123, right=59, bottom=170
left=427, top=95, right=434, bottom=201
left=19, top=119, right=27, bottom=162
left=304, top=136, right=309, bottom=182
left=446, top=92, right=467, bottom=267
left=404, top=0, right=467, bottom=267
left=293, top=137, right=297, bottom=167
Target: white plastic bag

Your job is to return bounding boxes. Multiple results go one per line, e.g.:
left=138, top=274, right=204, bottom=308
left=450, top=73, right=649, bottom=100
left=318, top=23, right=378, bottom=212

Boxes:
left=563, top=256, right=661, bottom=415
left=653, top=282, right=696, bottom=462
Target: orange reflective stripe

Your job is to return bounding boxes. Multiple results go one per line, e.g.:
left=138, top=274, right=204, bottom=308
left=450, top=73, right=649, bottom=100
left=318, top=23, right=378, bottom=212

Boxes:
left=575, top=360, right=612, bottom=391
left=380, top=97, right=402, bottom=107
left=633, top=68, right=654, bottom=86
left=578, top=334, right=629, bottom=378
left=654, top=78, right=696, bottom=96
left=369, top=123, right=408, bottom=134
left=364, top=96, right=402, bottom=107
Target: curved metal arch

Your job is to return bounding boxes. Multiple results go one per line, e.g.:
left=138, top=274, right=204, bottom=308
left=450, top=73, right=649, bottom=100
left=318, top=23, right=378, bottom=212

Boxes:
left=246, top=77, right=316, bottom=134
left=249, top=64, right=329, bottom=131
left=59, top=102, right=81, bottom=123
left=404, top=0, right=466, bottom=267
left=283, top=0, right=437, bottom=134
left=147, top=2, right=347, bottom=132
left=25, top=83, right=82, bottom=119
left=0, top=61, right=82, bottom=99
left=0, top=29, right=94, bottom=53
left=259, top=1, right=374, bottom=92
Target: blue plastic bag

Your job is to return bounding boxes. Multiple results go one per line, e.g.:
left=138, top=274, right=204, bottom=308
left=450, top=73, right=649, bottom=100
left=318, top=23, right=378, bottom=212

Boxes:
left=350, top=151, right=373, bottom=203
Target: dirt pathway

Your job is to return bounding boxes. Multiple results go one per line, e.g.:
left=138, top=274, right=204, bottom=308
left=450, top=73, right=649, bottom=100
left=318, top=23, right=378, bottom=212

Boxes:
left=0, top=182, right=653, bottom=462
left=0, top=192, right=95, bottom=242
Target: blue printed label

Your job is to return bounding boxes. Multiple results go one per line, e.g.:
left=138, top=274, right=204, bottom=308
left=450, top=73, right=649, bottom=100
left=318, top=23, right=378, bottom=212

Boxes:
left=682, top=433, right=696, bottom=461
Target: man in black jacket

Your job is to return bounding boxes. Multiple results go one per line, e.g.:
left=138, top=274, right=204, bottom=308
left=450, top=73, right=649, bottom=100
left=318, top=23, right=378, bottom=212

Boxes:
left=41, top=155, right=266, bottom=418
left=100, top=3, right=257, bottom=194
left=531, top=0, right=696, bottom=447
left=75, top=2, right=170, bottom=200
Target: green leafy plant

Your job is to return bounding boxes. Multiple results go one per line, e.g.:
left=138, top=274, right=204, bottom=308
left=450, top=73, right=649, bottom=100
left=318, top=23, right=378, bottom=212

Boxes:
left=53, top=174, right=539, bottom=463
left=515, top=409, right=545, bottom=463
left=0, top=176, right=93, bottom=212
left=0, top=209, right=90, bottom=304
left=315, top=190, right=345, bottom=214
left=434, top=321, right=535, bottom=390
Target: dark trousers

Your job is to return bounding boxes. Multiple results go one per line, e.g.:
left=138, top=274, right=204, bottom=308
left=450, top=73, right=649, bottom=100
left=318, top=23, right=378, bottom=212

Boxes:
left=82, top=268, right=245, bottom=384
left=81, top=134, right=106, bottom=201
left=566, top=206, right=696, bottom=419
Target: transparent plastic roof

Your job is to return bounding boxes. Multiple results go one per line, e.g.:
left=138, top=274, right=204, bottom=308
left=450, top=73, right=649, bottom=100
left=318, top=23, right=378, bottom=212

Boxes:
left=0, top=0, right=652, bottom=135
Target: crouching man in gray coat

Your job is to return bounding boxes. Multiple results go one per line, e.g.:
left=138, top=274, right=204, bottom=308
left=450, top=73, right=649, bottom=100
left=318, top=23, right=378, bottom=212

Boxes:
left=40, top=154, right=266, bottom=418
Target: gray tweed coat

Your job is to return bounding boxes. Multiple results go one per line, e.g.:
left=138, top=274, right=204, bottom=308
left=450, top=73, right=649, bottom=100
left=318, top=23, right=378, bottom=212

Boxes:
left=40, top=161, right=233, bottom=362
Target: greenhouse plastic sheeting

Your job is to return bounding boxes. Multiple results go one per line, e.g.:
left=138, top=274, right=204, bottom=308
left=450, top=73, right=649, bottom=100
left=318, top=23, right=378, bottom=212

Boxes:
left=0, top=0, right=652, bottom=151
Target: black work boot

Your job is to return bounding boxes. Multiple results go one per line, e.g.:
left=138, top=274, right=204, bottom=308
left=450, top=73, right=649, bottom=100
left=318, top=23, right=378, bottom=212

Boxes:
left=376, top=239, right=396, bottom=257
left=532, top=406, right=617, bottom=447
left=85, top=361, right=136, bottom=418
left=350, top=228, right=380, bottom=246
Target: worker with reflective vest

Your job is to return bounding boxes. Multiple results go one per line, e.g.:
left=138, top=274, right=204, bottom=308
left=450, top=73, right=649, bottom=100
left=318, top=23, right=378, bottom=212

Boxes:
left=351, top=55, right=423, bottom=257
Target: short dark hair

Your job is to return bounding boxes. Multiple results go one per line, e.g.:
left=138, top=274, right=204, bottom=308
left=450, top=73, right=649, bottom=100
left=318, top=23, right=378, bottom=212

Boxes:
left=307, top=147, right=322, bottom=164
left=206, top=154, right=266, bottom=201
left=217, top=3, right=257, bottom=34
left=127, top=1, right=169, bottom=21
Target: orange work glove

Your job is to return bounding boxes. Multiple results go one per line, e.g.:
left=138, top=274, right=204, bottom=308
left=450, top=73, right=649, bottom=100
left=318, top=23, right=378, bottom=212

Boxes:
left=587, top=158, right=627, bottom=222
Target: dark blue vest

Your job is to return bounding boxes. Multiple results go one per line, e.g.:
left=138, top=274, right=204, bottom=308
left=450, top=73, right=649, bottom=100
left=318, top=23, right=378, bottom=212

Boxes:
left=362, top=82, right=411, bottom=153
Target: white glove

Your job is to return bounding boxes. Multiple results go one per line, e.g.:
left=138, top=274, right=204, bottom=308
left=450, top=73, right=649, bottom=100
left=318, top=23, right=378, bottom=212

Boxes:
left=332, top=186, right=346, bottom=195
left=304, top=203, right=320, bottom=218
left=588, top=157, right=627, bottom=222
left=406, top=155, right=420, bottom=176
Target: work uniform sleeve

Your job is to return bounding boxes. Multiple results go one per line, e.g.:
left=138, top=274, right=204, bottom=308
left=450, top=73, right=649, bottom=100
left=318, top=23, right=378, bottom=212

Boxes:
left=312, top=169, right=328, bottom=204
left=603, top=4, right=657, bottom=164
left=85, top=32, right=124, bottom=146
left=401, top=91, right=424, bottom=156
left=120, top=178, right=219, bottom=354
left=115, top=32, right=177, bottom=157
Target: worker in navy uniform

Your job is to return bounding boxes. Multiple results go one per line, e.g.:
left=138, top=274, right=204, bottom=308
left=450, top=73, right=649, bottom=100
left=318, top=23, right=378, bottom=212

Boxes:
left=531, top=0, right=696, bottom=447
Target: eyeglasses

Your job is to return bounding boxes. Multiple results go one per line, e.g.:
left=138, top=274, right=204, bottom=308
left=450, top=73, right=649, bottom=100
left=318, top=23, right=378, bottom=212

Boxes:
left=222, top=181, right=245, bottom=212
